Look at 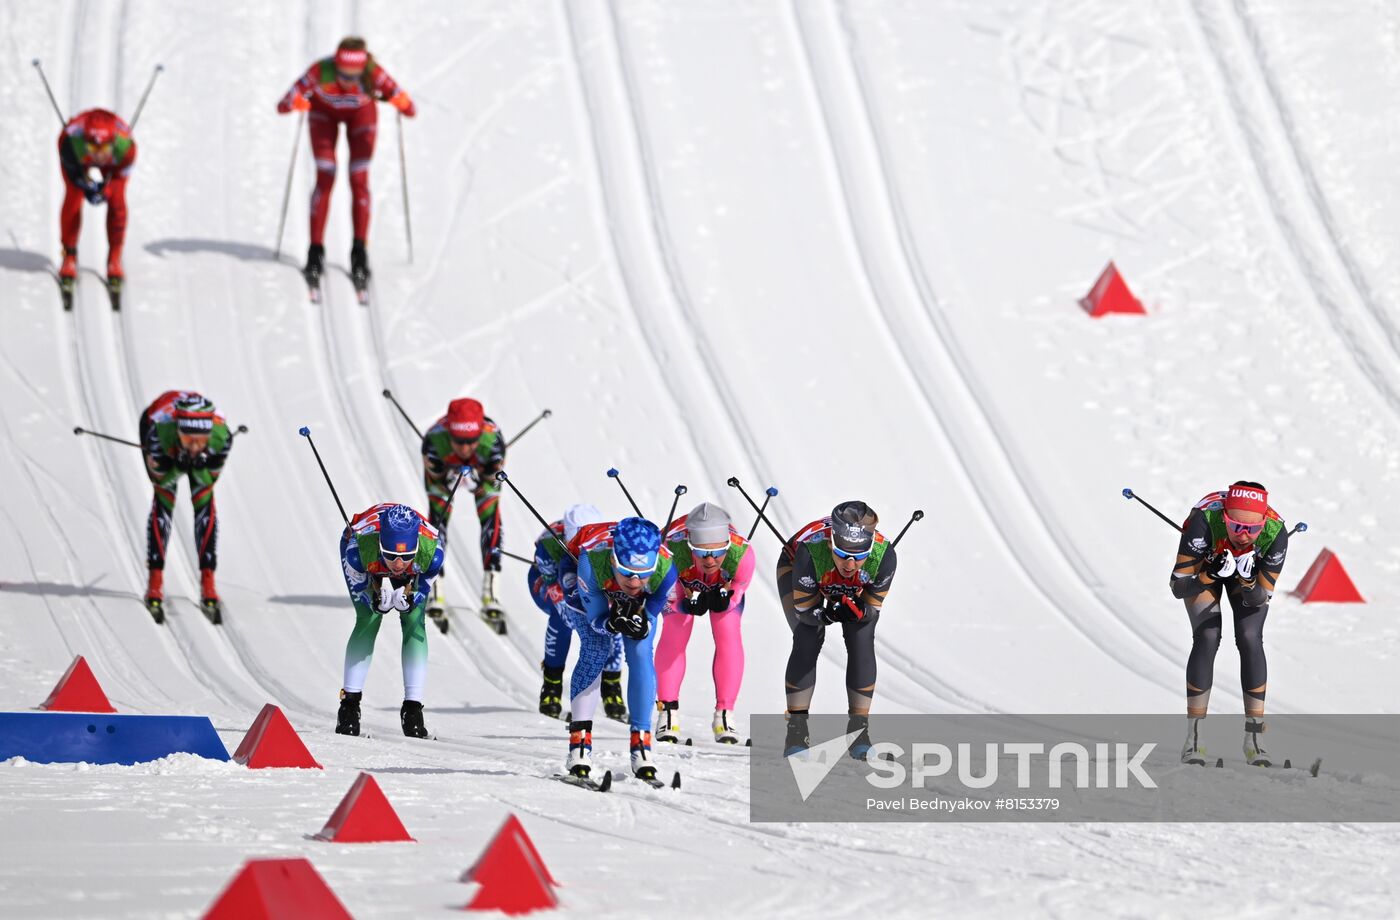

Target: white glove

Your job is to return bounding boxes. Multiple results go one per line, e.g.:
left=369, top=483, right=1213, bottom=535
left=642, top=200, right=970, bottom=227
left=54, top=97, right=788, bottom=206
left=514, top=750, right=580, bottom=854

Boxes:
left=1204, top=550, right=1237, bottom=580
left=375, top=579, right=396, bottom=613
left=1234, top=549, right=1256, bottom=581
left=389, top=585, right=412, bottom=612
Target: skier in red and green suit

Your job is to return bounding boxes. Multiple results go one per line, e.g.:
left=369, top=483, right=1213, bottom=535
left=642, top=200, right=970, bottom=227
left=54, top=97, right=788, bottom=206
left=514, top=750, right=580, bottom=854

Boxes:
left=57, top=109, right=137, bottom=284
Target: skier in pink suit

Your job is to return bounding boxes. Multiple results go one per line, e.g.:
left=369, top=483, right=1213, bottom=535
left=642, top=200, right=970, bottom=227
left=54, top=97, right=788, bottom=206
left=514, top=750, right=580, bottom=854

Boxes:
left=653, top=502, right=755, bottom=744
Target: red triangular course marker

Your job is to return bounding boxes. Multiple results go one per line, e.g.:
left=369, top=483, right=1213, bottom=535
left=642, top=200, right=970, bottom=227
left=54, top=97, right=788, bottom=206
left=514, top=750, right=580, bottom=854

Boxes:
left=202, top=857, right=352, bottom=920
left=461, top=814, right=559, bottom=886
left=315, top=772, right=414, bottom=843
left=461, top=813, right=559, bottom=914
left=1079, top=261, right=1146, bottom=317
left=1292, top=548, right=1364, bottom=603
left=234, top=704, right=322, bottom=769
left=40, top=655, right=117, bottom=713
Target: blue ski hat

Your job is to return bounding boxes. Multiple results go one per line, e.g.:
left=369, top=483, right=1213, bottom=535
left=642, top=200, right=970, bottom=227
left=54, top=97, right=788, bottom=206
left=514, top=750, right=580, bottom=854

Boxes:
left=379, top=504, right=421, bottom=557
left=612, top=517, right=662, bottom=575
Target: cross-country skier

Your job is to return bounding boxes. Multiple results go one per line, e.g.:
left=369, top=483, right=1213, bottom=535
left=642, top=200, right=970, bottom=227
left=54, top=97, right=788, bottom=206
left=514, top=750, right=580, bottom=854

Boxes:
left=527, top=504, right=626, bottom=721
left=777, top=500, right=897, bottom=758
left=1169, top=481, right=1290, bottom=766
left=139, top=392, right=233, bottom=621
left=57, top=109, right=136, bottom=291
left=654, top=502, right=755, bottom=744
left=276, top=36, right=415, bottom=292
left=566, top=518, right=677, bottom=781
left=421, top=397, right=506, bottom=629
left=337, top=502, right=443, bottom=738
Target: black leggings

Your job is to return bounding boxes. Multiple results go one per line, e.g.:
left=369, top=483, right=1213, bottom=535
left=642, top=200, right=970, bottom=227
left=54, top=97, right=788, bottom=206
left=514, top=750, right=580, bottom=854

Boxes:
left=777, top=557, right=879, bottom=714
left=1183, top=582, right=1268, bottom=717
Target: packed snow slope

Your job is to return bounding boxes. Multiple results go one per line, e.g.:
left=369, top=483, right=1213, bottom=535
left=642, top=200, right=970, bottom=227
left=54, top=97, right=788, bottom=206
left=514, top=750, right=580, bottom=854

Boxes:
left=1, top=0, right=1398, bottom=917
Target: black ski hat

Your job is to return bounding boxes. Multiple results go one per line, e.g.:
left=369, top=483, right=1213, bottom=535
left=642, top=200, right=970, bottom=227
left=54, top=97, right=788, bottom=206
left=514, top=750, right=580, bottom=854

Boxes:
left=830, top=500, right=878, bottom=553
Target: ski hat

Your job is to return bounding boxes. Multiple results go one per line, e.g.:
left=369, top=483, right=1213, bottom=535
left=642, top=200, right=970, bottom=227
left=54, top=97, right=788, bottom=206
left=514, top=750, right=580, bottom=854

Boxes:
left=446, top=398, right=485, bottom=440
left=1223, top=482, right=1268, bottom=516
left=85, top=111, right=117, bottom=147
left=173, top=393, right=216, bottom=434
left=563, top=503, right=603, bottom=543
left=378, top=504, right=421, bottom=557
left=612, top=517, right=662, bottom=574
left=334, top=39, right=369, bottom=72
left=686, top=502, right=732, bottom=545
left=830, top=500, right=878, bottom=553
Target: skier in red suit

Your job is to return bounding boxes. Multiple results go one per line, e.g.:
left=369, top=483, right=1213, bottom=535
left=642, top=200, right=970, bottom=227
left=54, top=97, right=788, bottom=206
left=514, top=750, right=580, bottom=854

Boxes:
left=276, top=36, right=415, bottom=289
left=57, top=109, right=137, bottom=283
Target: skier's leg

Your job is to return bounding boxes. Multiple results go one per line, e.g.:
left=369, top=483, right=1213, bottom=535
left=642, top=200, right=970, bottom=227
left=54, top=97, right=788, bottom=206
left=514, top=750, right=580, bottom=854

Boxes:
left=399, top=605, right=428, bottom=702
left=346, top=106, right=377, bottom=242
left=710, top=600, right=745, bottom=711
left=623, top=626, right=658, bottom=734
left=475, top=481, right=503, bottom=573
left=60, top=175, right=82, bottom=273
left=191, top=480, right=218, bottom=570
left=145, top=485, right=175, bottom=571
left=104, top=174, right=129, bottom=277
left=779, top=555, right=824, bottom=711
left=1227, top=588, right=1269, bottom=718
left=841, top=613, right=879, bottom=715
left=567, top=615, right=610, bottom=722
left=307, top=113, right=339, bottom=245
left=342, top=604, right=385, bottom=693
left=1183, top=587, right=1225, bottom=717
left=653, top=609, right=695, bottom=703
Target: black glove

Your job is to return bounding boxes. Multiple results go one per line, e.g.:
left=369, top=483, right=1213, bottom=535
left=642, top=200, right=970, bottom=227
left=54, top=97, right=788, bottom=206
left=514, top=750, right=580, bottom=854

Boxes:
left=172, top=452, right=193, bottom=472
left=1201, top=550, right=1237, bottom=581
left=605, top=606, right=648, bottom=640
left=820, top=595, right=863, bottom=625
left=705, top=586, right=731, bottom=613
left=681, top=589, right=708, bottom=616
left=78, top=176, right=106, bottom=204
left=190, top=451, right=211, bottom=470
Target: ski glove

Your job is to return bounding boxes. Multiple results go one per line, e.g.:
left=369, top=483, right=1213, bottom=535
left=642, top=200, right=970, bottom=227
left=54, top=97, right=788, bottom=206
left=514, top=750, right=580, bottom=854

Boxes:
left=1234, top=549, right=1256, bottom=581
left=389, top=90, right=416, bottom=117
left=1202, top=550, right=1237, bottom=581
left=190, top=451, right=211, bottom=470
left=288, top=94, right=312, bottom=114
left=375, top=580, right=410, bottom=614
left=820, top=596, right=863, bottom=625
left=172, top=452, right=194, bottom=472
left=606, top=607, right=648, bottom=639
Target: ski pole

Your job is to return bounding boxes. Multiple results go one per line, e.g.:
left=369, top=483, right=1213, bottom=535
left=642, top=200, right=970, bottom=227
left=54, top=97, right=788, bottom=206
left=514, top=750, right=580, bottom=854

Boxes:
left=888, top=509, right=925, bottom=550
left=727, top=476, right=792, bottom=558
left=381, top=389, right=424, bottom=440
left=397, top=111, right=413, bottom=264
left=662, top=484, right=687, bottom=534
left=746, top=486, right=779, bottom=541
left=31, top=60, right=67, bottom=128
left=73, top=426, right=140, bottom=449
left=503, top=549, right=534, bottom=565
left=505, top=408, right=552, bottom=448
left=1121, top=488, right=1183, bottom=534
left=495, top=470, right=575, bottom=562
left=127, top=63, right=164, bottom=131
left=273, top=110, right=305, bottom=260
left=605, top=468, right=645, bottom=517
left=298, top=426, right=348, bottom=523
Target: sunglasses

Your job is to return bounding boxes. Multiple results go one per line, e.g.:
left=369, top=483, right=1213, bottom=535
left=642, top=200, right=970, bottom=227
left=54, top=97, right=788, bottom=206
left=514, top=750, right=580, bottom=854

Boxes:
left=1222, top=511, right=1265, bottom=538
left=831, top=540, right=872, bottom=561
left=688, top=543, right=728, bottom=559
left=450, top=435, right=480, bottom=446
left=381, top=550, right=415, bottom=564
left=612, top=554, right=656, bottom=580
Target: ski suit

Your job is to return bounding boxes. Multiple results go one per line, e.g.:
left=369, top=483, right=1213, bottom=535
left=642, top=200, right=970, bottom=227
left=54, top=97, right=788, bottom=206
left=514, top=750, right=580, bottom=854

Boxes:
left=778, top=517, right=898, bottom=714
left=574, top=523, right=678, bottom=732
left=58, top=110, right=136, bottom=270
left=1169, top=492, right=1290, bottom=718
left=528, top=520, right=622, bottom=672
left=139, top=391, right=232, bottom=572
left=340, top=503, right=444, bottom=701
left=654, top=514, right=755, bottom=710
left=421, top=415, right=506, bottom=572
left=277, top=58, right=409, bottom=244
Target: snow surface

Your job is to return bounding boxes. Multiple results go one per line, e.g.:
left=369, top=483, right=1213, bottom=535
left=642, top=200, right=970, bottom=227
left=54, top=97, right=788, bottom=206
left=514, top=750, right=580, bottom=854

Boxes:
left=1, top=0, right=1398, bottom=916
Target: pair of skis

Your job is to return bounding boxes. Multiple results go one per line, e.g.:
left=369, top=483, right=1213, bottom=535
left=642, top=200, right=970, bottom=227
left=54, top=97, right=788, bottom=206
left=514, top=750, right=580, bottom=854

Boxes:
left=60, top=274, right=121, bottom=311
left=304, top=264, right=368, bottom=305
left=551, top=768, right=682, bottom=793
left=143, top=596, right=222, bottom=626
left=1187, top=755, right=1323, bottom=776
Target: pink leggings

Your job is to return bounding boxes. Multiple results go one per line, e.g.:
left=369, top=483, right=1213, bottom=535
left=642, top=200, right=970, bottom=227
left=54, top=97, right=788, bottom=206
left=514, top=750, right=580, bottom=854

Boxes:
left=654, top=608, right=744, bottom=709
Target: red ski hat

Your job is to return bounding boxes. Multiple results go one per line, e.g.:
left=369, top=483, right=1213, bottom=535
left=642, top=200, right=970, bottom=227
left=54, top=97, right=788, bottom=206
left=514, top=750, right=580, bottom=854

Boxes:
left=335, top=47, right=368, bottom=71
left=446, top=398, right=484, bottom=439
left=1223, top=483, right=1268, bottom=515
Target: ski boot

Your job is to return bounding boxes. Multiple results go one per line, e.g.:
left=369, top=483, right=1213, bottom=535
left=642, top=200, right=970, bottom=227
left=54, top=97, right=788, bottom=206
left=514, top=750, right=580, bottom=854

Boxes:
left=655, top=700, right=681, bottom=743
left=784, top=710, right=810, bottom=758
left=1181, top=716, right=1208, bottom=765
left=59, top=247, right=78, bottom=310
left=336, top=690, right=362, bottom=736
left=847, top=714, right=873, bottom=761
left=350, top=238, right=370, bottom=301
left=1243, top=717, right=1271, bottom=767
left=479, top=569, right=506, bottom=635
left=144, top=568, right=165, bottom=624
left=539, top=664, right=564, bottom=719
left=401, top=700, right=429, bottom=739
left=629, top=730, right=656, bottom=781
left=713, top=709, right=741, bottom=745
left=303, top=243, right=325, bottom=291
left=426, top=583, right=449, bottom=634
left=106, top=249, right=123, bottom=310
left=601, top=670, right=627, bottom=722
left=567, top=720, right=593, bottom=778
left=199, top=568, right=222, bottom=625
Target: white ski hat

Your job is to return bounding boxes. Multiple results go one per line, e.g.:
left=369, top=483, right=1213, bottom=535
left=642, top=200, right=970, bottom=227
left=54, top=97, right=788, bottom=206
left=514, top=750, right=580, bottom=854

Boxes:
left=562, top=503, right=603, bottom=542
left=686, top=502, right=732, bottom=545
